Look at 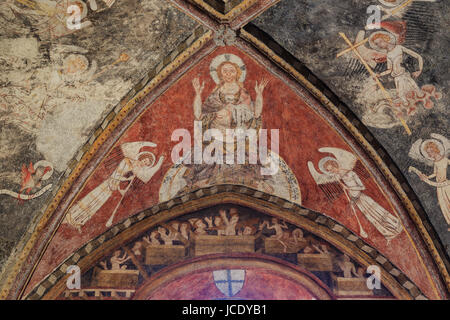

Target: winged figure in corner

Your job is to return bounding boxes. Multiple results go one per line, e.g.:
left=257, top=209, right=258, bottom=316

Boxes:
left=408, top=133, right=450, bottom=230
left=63, top=141, right=164, bottom=232
left=308, top=147, right=403, bottom=242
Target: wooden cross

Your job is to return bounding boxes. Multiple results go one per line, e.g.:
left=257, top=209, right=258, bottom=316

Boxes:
left=337, top=32, right=411, bottom=135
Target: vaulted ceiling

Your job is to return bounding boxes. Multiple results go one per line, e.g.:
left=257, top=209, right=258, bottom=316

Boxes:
left=0, top=0, right=448, bottom=299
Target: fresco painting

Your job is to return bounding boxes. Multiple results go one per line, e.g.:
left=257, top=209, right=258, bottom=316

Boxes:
left=20, top=46, right=441, bottom=299
left=0, top=0, right=447, bottom=301
left=61, top=205, right=394, bottom=300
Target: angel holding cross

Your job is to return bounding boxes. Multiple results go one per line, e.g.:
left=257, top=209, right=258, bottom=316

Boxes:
left=63, top=141, right=164, bottom=232
left=308, top=147, right=403, bottom=242
left=338, top=21, right=441, bottom=132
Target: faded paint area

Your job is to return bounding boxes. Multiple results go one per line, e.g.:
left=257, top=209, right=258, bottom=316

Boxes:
left=0, top=0, right=198, bottom=272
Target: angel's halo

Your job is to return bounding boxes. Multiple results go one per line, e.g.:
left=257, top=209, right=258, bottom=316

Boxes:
left=420, top=139, right=445, bottom=161
left=369, top=30, right=397, bottom=51
left=138, top=151, right=156, bottom=167
left=318, top=157, right=339, bottom=175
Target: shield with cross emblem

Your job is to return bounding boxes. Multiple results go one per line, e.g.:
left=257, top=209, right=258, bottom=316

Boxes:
left=213, top=269, right=246, bottom=297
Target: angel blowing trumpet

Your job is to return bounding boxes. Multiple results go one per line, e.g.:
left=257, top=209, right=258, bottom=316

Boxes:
left=63, top=141, right=164, bottom=232
left=308, top=147, right=403, bottom=242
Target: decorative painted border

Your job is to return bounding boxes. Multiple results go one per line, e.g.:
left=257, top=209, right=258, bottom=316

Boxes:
left=0, top=25, right=213, bottom=300
left=239, top=24, right=450, bottom=292
left=188, top=0, right=258, bottom=22
left=25, top=185, right=425, bottom=300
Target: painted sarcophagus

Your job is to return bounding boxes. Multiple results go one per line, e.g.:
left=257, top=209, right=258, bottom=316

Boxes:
left=91, top=269, right=139, bottom=289
left=332, top=275, right=373, bottom=296
left=264, top=238, right=308, bottom=254
left=144, top=245, right=187, bottom=265
left=297, top=253, right=335, bottom=272
left=193, top=235, right=255, bottom=256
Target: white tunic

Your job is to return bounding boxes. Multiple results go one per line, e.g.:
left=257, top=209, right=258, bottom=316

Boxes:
left=424, top=158, right=450, bottom=225
left=341, top=171, right=403, bottom=241
left=64, top=159, right=134, bottom=230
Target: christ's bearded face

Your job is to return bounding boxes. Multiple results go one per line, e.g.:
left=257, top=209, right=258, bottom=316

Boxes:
left=220, top=63, right=239, bottom=83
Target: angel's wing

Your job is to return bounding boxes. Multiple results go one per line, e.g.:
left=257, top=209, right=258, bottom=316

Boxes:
left=380, top=0, right=437, bottom=19
left=318, top=147, right=357, bottom=171
left=353, top=160, right=371, bottom=181
left=121, top=141, right=157, bottom=160
left=400, top=1, right=439, bottom=47
left=408, top=138, right=433, bottom=166
left=343, top=30, right=387, bottom=78
left=308, top=161, right=343, bottom=201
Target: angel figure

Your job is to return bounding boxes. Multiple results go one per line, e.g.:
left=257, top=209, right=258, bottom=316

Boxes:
left=63, top=141, right=164, bottom=231
left=365, top=22, right=439, bottom=111
left=308, top=147, right=403, bottom=242
left=344, top=21, right=441, bottom=129
left=408, top=134, right=450, bottom=229
left=0, top=160, right=53, bottom=201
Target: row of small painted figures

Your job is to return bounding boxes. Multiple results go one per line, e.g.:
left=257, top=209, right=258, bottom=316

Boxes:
left=98, top=208, right=365, bottom=279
